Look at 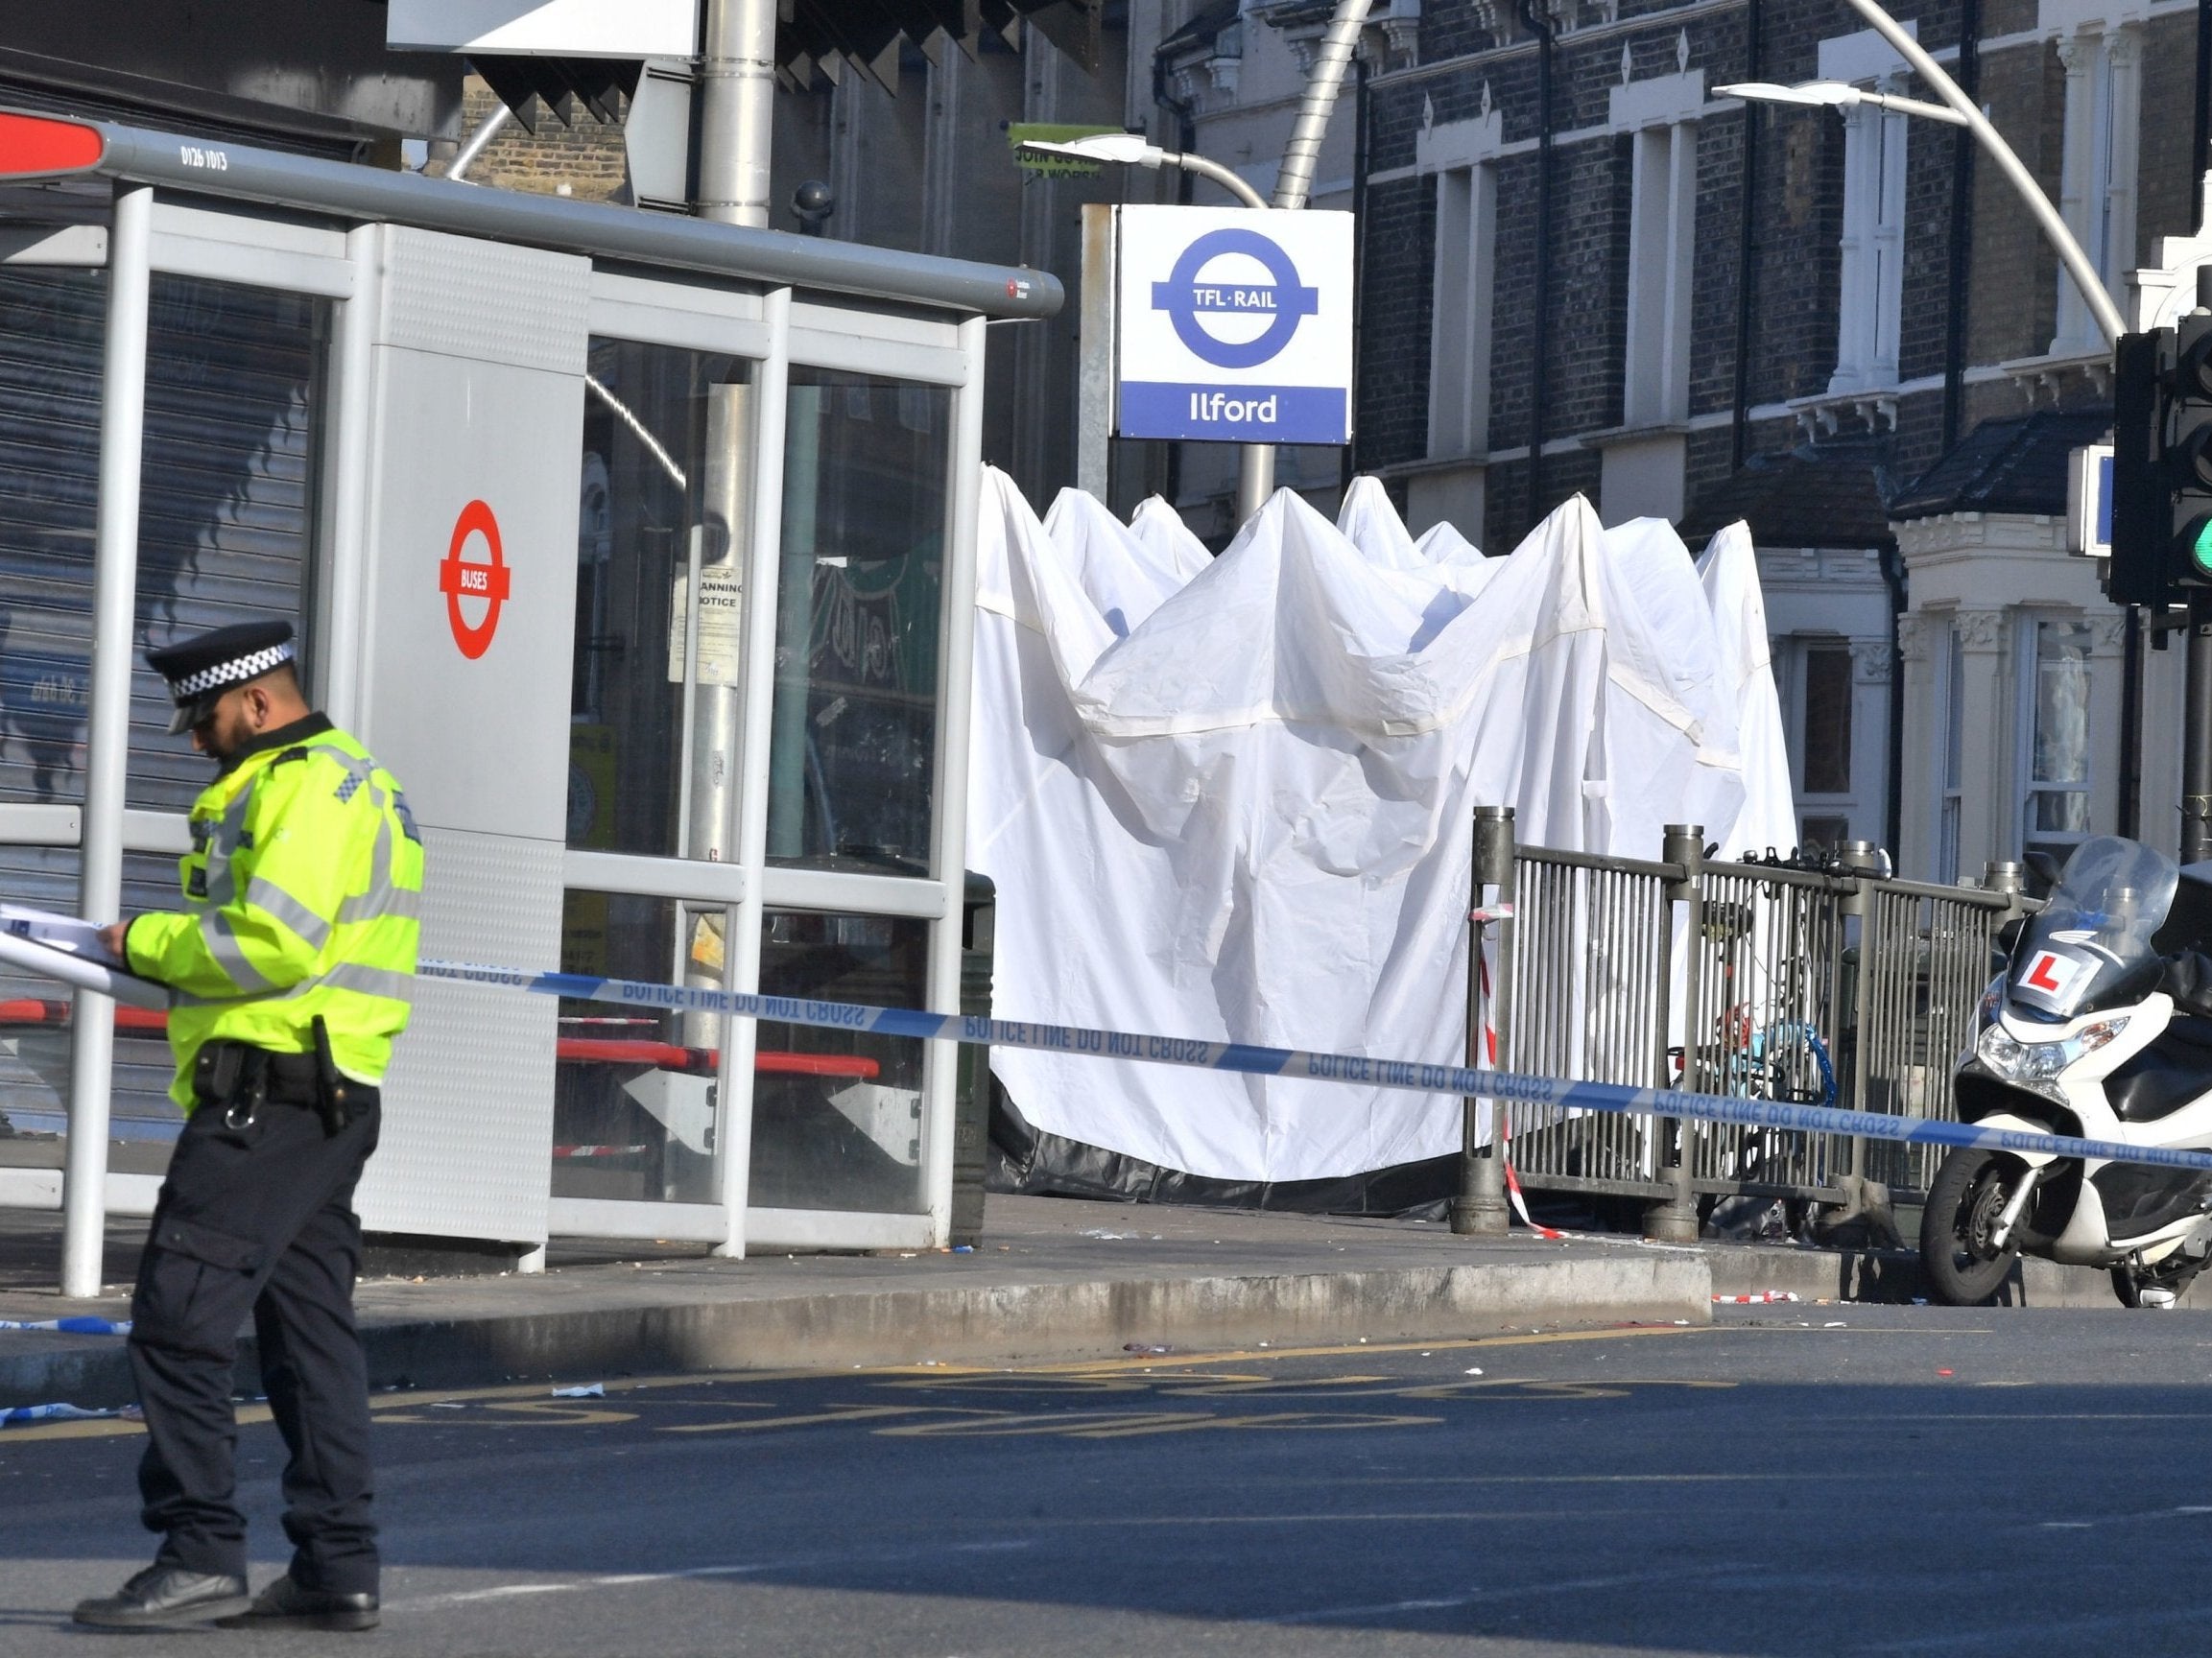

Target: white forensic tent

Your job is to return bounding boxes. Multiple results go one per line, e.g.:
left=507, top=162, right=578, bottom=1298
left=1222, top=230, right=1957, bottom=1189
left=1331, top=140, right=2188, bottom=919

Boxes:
left=967, top=471, right=1795, bottom=1185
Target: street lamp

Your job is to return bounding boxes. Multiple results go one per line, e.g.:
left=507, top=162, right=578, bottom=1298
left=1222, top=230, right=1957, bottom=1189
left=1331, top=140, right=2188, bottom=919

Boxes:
left=1015, top=133, right=1269, bottom=211
left=1718, top=0, right=2125, bottom=348
left=1713, top=79, right=1966, bottom=126
left=1017, top=132, right=1276, bottom=523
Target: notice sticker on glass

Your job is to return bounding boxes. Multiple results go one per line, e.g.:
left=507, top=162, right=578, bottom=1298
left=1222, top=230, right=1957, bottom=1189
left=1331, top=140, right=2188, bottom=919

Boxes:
left=668, top=566, right=743, bottom=685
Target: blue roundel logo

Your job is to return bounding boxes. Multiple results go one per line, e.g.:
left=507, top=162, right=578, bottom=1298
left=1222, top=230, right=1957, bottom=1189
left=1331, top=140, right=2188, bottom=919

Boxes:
left=1150, top=227, right=1320, bottom=370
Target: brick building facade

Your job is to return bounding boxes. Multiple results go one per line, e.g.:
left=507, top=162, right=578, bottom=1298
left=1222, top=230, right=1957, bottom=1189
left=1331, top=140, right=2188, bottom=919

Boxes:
left=1347, top=0, right=2207, bottom=875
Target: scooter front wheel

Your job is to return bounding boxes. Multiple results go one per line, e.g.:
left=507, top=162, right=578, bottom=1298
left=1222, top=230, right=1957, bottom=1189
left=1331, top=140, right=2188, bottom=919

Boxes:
left=1919, top=1148, right=2023, bottom=1306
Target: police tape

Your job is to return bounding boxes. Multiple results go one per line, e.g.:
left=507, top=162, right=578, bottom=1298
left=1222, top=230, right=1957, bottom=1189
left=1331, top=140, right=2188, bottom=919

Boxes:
left=416, top=958, right=2212, bottom=1178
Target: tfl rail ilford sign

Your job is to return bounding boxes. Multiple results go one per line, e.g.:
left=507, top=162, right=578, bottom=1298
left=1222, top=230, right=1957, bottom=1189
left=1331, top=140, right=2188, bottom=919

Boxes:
left=1115, top=205, right=1353, bottom=446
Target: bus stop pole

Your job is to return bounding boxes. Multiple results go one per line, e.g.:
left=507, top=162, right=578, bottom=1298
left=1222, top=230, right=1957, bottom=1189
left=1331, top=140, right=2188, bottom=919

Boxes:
left=62, top=182, right=154, bottom=1300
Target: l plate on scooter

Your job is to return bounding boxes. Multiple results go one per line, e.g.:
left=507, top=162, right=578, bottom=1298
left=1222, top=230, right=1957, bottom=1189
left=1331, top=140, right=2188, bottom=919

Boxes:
left=2012, top=945, right=2096, bottom=1016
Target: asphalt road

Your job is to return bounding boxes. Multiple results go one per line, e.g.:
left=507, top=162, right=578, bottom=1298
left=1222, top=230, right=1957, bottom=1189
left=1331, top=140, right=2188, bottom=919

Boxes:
left=4, top=1306, right=2212, bottom=1657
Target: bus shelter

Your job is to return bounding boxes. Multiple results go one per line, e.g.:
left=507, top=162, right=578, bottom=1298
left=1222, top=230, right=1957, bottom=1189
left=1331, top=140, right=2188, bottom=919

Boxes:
left=0, top=111, right=1059, bottom=1289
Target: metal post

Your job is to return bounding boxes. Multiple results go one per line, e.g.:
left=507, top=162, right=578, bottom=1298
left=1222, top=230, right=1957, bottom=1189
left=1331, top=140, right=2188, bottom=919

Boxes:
left=1982, top=858, right=2029, bottom=916
left=922, top=315, right=991, bottom=1248
left=1454, top=806, right=1514, bottom=1236
left=1647, top=824, right=1704, bottom=1244
left=1077, top=202, right=1115, bottom=503
left=1836, top=839, right=1885, bottom=1223
left=62, top=182, right=153, bottom=1301
left=710, top=287, right=792, bottom=1258
left=2187, top=596, right=2212, bottom=865
left=696, top=0, right=776, bottom=229
left=1231, top=0, right=1373, bottom=529
left=681, top=385, right=752, bottom=1063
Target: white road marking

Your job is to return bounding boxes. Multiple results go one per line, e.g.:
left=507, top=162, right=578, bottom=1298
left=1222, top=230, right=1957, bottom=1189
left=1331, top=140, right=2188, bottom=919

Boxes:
left=1253, top=1565, right=1739, bottom=1624
left=388, top=1539, right=1034, bottom=1615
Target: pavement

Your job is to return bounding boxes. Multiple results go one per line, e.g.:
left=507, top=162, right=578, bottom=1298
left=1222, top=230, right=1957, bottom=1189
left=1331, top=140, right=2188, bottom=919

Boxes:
left=0, top=1193, right=2196, bottom=1410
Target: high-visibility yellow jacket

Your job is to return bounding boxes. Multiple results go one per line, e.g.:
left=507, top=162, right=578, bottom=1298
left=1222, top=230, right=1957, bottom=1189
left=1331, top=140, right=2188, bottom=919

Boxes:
left=125, top=716, right=423, bottom=1112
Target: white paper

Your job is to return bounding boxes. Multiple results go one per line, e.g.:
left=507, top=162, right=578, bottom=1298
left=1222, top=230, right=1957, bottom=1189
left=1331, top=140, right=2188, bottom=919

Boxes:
left=0, top=903, right=122, bottom=968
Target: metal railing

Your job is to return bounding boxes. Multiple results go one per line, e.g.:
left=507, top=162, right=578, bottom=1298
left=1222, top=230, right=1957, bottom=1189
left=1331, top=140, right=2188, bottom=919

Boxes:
left=1463, top=809, right=2028, bottom=1237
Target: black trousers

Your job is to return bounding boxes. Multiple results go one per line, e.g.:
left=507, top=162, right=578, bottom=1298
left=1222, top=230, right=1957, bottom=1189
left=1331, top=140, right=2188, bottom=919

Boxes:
left=128, top=1088, right=382, bottom=1595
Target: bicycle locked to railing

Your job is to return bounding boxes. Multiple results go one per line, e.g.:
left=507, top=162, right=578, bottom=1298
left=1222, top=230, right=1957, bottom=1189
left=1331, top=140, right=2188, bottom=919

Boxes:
left=1463, top=812, right=2032, bottom=1243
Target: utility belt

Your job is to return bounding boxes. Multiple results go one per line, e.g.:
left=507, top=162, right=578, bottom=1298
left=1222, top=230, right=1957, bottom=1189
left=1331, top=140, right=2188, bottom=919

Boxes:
left=192, top=1015, right=368, bottom=1138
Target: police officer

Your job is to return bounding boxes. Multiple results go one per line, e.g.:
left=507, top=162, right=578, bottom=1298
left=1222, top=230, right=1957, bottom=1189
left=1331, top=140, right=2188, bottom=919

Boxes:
left=72, top=620, right=421, bottom=1634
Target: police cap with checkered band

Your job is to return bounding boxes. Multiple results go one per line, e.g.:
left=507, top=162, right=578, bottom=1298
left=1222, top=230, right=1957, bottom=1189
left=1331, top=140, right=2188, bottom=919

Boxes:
left=145, top=620, right=297, bottom=734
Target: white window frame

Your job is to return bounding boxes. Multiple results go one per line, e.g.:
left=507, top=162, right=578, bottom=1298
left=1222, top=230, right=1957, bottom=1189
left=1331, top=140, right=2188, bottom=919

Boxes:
left=1610, top=64, right=1705, bottom=429
left=1428, top=161, right=1497, bottom=458
left=1419, top=104, right=1505, bottom=461
left=2015, top=613, right=2095, bottom=862
left=1828, top=98, right=1907, bottom=393
left=1784, top=635, right=1859, bottom=819
left=1623, top=120, right=1698, bottom=427
left=1820, top=27, right=1914, bottom=393
left=2051, top=21, right=2140, bottom=357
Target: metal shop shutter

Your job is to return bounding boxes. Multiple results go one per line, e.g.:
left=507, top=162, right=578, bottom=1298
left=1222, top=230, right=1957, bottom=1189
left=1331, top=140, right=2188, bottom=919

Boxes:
left=0, top=270, right=327, bottom=1134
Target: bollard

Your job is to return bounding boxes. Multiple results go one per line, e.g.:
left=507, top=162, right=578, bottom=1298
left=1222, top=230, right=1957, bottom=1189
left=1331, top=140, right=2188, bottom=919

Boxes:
left=1453, top=806, right=1514, bottom=1236
left=1835, top=840, right=1883, bottom=1192
left=1982, top=859, right=2029, bottom=920
left=1645, top=824, right=1704, bottom=1244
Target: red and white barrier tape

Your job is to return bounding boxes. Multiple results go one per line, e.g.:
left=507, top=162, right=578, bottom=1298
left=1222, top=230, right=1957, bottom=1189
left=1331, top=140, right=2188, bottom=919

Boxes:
left=1479, top=946, right=1566, bottom=1241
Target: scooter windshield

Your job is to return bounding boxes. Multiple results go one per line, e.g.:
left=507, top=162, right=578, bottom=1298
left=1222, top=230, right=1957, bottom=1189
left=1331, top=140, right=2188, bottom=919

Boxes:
left=2009, top=836, right=2178, bottom=1021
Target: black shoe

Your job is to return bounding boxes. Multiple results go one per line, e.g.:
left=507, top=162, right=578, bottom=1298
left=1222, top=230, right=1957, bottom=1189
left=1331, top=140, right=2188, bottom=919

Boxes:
left=73, top=1564, right=250, bottom=1626
left=215, top=1574, right=380, bottom=1632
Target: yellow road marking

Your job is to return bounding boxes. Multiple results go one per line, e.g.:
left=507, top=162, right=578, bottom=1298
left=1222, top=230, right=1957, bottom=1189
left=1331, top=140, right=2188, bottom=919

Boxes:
left=0, top=1323, right=1714, bottom=1444
left=661, top=1405, right=932, bottom=1435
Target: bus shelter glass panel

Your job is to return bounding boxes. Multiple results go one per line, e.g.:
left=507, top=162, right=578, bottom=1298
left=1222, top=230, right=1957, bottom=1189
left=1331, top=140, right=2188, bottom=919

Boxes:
left=750, top=909, right=929, bottom=1215
left=766, top=372, right=952, bottom=875
left=555, top=888, right=730, bottom=1203
left=572, top=339, right=754, bottom=860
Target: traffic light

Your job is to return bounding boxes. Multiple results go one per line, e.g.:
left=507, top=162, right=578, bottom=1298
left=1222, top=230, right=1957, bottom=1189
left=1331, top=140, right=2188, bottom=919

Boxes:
left=2109, top=311, right=2212, bottom=605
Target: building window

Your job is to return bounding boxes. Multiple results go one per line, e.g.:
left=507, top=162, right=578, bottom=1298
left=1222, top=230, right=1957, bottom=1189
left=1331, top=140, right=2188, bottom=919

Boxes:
left=1624, top=121, right=1698, bottom=427
left=2052, top=25, right=2140, bottom=357
left=2022, top=619, right=2093, bottom=863
left=1800, top=643, right=1855, bottom=796
left=1782, top=638, right=1857, bottom=851
left=1428, top=163, right=1496, bottom=458
left=1938, top=624, right=1964, bottom=885
left=1829, top=98, right=1907, bottom=393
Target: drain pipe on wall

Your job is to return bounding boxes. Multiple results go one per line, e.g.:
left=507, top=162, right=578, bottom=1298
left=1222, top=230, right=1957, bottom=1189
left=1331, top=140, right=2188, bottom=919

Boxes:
left=1518, top=0, right=1556, bottom=532
left=1729, top=0, right=1762, bottom=470
left=1154, top=46, right=1200, bottom=514
left=1344, top=51, right=1371, bottom=496
left=1880, top=538, right=1907, bottom=858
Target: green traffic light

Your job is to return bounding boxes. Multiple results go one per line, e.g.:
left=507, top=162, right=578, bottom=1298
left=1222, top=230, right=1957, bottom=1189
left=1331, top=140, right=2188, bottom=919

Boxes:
left=2194, top=518, right=2212, bottom=580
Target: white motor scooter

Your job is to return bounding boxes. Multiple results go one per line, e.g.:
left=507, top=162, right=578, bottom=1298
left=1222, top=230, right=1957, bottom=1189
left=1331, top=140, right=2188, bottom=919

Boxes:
left=1921, top=835, right=2212, bottom=1308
